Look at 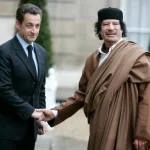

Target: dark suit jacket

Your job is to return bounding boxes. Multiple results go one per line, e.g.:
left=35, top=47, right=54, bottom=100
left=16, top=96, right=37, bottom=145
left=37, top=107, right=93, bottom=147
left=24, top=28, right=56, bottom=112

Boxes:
left=0, top=36, right=46, bottom=141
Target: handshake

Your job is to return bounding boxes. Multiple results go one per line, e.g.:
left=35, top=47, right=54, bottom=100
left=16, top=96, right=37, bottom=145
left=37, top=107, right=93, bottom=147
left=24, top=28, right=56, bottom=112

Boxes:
left=31, top=109, right=55, bottom=122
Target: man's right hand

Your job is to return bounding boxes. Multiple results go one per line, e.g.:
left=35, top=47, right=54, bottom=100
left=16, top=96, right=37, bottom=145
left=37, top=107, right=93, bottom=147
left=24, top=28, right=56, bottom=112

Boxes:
left=37, top=109, right=55, bottom=121
left=133, top=138, right=148, bottom=149
left=31, top=109, right=45, bottom=122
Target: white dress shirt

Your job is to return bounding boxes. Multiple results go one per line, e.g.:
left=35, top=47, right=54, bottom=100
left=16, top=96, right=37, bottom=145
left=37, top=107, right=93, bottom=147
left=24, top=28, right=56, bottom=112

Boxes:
left=16, top=33, right=38, bottom=76
left=98, top=38, right=123, bottom=66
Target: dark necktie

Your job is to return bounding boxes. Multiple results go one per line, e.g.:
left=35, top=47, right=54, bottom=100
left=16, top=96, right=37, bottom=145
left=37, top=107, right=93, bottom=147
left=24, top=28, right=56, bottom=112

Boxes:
left=27, top=45, right=37, bottom=78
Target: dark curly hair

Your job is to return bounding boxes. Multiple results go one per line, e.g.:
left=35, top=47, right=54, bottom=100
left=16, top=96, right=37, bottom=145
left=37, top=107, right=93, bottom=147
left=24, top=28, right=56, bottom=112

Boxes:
left=94, top=20, right=127, bottom=40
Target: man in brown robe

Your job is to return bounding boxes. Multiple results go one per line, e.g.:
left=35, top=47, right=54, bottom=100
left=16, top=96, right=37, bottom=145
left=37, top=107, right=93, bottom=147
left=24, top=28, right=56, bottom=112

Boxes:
left=38, top=7, right=150, bottom=150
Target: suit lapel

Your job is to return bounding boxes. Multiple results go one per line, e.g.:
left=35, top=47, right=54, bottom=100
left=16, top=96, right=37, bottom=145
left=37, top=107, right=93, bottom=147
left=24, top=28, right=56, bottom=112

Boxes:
left=13, top=36, right=37, bottom=80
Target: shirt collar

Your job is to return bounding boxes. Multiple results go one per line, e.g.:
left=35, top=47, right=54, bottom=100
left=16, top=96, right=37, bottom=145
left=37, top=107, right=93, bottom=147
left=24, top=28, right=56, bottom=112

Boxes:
left=16, top=33, right=34, bottom=50
left=98, top=38, right=123, bottom=55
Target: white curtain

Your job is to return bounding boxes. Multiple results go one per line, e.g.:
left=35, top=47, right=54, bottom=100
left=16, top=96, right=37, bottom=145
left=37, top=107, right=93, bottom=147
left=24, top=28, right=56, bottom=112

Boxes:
left=122, top=0, right=150, bottom=50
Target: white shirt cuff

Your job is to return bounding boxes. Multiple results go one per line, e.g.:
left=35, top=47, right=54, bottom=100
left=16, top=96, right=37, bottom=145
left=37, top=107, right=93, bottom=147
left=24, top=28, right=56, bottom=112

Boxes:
left=51, top=110, right=58, bottom=118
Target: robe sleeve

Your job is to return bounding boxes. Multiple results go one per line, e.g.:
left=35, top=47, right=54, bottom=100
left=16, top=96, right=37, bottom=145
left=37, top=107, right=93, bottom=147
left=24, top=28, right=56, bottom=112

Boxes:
left=48, top=67, right=87, bottom=126
left=129, top=53, right=150, bottom=83
left=48, top=51, right=99, bottom=126
left=48, top=62, right=89, bottom=126
left=135, top=83, right=150, bottom=140
left=129, top=53, right=150, bottom=140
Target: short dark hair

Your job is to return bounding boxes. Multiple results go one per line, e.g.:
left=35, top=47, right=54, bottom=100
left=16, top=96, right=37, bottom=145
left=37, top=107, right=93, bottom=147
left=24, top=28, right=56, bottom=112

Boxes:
left=94, top=20, right=127, bottom=40
left=16, top=3, right=42, bottom=24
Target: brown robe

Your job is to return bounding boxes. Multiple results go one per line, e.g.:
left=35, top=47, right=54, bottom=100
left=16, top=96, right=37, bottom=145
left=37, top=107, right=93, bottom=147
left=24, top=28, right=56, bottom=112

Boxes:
left=49, top=40, right=150, bottom=150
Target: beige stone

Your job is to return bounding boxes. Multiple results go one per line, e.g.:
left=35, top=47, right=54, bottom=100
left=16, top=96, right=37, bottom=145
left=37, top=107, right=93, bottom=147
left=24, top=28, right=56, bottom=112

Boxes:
left=0, top=0, right=121, bottom=101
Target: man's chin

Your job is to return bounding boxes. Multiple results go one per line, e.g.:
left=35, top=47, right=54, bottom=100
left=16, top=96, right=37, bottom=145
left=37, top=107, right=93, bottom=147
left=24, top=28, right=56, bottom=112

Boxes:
left=106, top=39, right=115, bottom=43
left=106, top=37, right=118, bottom=42
left=28, top=38, right=37, bottom=43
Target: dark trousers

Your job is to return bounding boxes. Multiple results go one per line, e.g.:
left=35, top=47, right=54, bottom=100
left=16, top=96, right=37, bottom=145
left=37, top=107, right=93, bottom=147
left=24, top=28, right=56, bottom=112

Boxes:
left=0, top=120, right=36, bottom=150
left=0, top=139, right=35, bottom=150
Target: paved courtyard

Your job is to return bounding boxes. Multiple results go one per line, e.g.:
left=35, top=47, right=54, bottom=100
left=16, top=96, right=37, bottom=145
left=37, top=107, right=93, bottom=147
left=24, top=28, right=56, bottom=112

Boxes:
left=35, top=109, right=89, bottom=150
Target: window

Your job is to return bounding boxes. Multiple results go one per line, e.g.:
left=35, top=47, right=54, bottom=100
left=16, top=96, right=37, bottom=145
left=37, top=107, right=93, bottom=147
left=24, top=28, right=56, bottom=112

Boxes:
left=121, top=0, right=150, bottom=50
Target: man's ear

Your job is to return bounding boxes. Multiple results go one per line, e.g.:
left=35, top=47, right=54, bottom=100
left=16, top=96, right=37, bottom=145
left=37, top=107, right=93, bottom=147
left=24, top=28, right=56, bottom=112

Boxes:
left=16, top=20, right=21, bottom=30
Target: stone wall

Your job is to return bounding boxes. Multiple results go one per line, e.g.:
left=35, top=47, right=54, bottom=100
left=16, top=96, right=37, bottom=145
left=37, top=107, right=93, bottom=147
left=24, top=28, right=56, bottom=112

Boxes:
left=0, top=0, right=120, bottom=101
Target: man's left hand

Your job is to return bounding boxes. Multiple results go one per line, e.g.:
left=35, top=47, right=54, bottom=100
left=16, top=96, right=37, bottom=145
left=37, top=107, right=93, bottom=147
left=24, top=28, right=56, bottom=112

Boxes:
left=38, top=121, right=47, bottom=135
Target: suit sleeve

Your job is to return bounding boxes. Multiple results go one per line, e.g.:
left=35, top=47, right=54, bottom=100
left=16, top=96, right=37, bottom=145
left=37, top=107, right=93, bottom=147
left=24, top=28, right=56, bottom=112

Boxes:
left=39, top=73, right=46, bottom=108
left=0, top=49, right=35, bottom=120
left=39, top=51, right=47, bottom=109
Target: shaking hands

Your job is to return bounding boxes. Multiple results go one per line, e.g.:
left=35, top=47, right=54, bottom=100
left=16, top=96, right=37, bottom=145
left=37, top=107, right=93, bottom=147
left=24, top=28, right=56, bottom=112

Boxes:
left=31, top=109, right=55, bottom=122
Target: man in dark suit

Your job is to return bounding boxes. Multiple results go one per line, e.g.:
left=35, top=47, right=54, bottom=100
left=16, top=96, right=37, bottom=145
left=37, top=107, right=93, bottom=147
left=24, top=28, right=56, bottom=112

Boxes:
left=0, top=3, right=49, bottom=150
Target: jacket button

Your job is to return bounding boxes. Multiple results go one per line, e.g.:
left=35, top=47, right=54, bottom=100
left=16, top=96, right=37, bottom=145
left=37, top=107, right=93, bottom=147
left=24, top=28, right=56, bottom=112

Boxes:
left=32, top=81, right=35, bottom=85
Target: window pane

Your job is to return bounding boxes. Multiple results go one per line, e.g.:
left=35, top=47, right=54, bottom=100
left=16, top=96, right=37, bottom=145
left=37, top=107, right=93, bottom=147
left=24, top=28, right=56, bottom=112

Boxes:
left=127, top=32, right=150, bottom=50
left=123, top=0, right=150, bottom=50
left=126, top=0, right=141, bottom=28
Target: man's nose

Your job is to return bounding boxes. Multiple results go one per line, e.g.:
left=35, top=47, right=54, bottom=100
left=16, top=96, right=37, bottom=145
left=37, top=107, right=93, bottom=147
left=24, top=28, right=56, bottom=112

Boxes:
left=31, top=27, right=37, bottom=33
left=108, top=23, right=114, bottom=30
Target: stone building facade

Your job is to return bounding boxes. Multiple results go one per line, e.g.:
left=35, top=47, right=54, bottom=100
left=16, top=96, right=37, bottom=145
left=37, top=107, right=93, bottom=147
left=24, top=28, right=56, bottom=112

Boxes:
left=0, top=0, right=149, bottom=101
